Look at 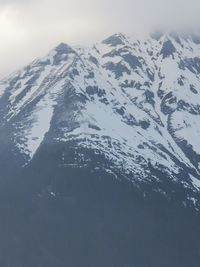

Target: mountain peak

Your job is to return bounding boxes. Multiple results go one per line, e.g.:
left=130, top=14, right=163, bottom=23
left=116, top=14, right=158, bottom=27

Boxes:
left=51, top=42, right=76, bottom=65
left=55, top=42, right=75, bottom=54
left=102, top=32, right=127, bottom=46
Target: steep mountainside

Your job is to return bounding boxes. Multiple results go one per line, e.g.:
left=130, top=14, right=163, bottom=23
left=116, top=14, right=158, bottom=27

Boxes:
left=1, top=32, right=200, bottom=203
left=1, top=32, right=200, bottom=267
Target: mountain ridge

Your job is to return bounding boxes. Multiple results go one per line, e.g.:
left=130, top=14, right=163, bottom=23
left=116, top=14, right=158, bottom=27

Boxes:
left=1, top=32, right=200, bottom=204
left=1, top=31, right=200, bottom=267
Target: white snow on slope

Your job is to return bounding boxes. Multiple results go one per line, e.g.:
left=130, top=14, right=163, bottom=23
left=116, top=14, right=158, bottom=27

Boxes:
left=16, top=78, right=66, bottom=158
left=1, top=32, right=200, bottom=180
left=171, top=111, right=200, bottom=155
left=190, top=175, right=200, bottom=190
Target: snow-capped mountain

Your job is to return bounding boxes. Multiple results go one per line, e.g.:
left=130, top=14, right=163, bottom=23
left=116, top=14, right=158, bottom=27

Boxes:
left=1, top=31, right=200, bottom=267
left=1, top=32, right=200, bottom=206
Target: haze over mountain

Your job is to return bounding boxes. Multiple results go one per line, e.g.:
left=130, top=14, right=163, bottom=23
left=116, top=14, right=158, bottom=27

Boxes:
left=1, top=0, right=200, bottom=77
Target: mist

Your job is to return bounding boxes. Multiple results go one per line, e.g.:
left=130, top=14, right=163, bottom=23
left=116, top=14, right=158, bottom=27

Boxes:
left=0, top=0, right=200, bottom=78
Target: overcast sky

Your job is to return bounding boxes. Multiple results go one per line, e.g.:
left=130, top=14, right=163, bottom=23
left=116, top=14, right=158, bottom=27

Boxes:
left=0, top=0, right=200, bottom=78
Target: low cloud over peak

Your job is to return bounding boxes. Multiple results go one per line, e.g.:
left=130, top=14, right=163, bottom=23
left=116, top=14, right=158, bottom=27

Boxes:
left=0, top=0, right=200, bottom=77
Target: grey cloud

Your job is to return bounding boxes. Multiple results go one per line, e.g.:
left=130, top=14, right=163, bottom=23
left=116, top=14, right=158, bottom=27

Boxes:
left=0, top=0, right=200, bottom=78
